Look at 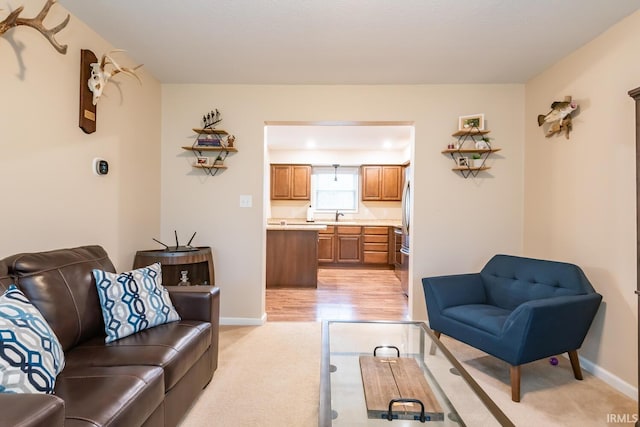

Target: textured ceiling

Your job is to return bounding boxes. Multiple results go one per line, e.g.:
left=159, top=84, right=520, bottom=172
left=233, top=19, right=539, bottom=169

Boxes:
left=58, top=0, right=640, bottom=85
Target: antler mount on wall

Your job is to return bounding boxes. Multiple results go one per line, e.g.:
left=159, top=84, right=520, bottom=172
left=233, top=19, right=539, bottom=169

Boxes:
left=0, top=0, right=69, bottom=54
left=79, top=49, right=143, bottom=134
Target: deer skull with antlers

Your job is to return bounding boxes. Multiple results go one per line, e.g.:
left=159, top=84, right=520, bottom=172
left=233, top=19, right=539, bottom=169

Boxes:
left=0, top=0, right=69, bottom=54
left=88, top=50, right=143, bottom=105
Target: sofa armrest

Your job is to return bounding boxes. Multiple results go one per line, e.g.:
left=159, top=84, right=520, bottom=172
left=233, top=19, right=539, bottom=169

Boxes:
left=422, top=273, right=486, bottom=311
left=0, top=393, right=65, bottom=427
left=167, top=285, right=220, bottom=324
left=502, top=293, right=602, bottom=364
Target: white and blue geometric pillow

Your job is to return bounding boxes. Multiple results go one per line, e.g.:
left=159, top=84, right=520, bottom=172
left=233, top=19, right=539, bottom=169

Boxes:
left=93, top=263, right=181, bottom=343
left=0, top=285, right=65, bottom=394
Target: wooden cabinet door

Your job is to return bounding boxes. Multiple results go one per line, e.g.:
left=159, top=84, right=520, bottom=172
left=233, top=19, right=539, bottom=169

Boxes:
left=291, top=165, right=311, bottom=200
left=336, top=235, right=362, bottom=263
left=317, top=234, right=335, bottom=263
left=361, top=165, right=403, bottom=201
left=271, top=165, right=292, bottom=199
left=381, top=166, right=403, bottom=200
left=270, top=164, right=311, bottom=200
left=361, top=166, right=382, bottom=200
left=336, top=226, right=362, bottom=263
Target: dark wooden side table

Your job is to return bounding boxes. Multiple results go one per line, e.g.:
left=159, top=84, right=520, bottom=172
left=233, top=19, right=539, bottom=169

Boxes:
left=133, top=247, right=215, bottom=286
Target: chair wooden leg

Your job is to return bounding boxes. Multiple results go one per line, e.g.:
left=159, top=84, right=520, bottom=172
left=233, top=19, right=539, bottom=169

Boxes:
left=510, top=365, right=521, bottom=402
left=568, top=350, right=583, bottom=380
left=429, top=330, right=441, bottom=355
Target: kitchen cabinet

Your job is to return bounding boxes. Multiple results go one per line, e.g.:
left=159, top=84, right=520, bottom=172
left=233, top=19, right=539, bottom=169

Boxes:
left=362, top=226, right=390, bottom=265
left=361, top=165, right=403, bottom=201
left=266, top=229, right=318, bottom=287
left=336, top=226, right=362, bottom=263
left=318, top=225, right=336, bottom=263
left=318, top=225, right=395, bottom=267
left=270, top=164, right=311, bottom=200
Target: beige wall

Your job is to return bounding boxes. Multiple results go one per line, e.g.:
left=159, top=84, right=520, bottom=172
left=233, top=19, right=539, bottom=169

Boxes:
left=0, top=1, right=162, bottom=270
left=161, top=84, right=525, bottom=323
left=524, top=11, right=640, bottom=394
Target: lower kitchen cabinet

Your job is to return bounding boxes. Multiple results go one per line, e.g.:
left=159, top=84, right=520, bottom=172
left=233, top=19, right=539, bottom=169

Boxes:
left=318, top=226, right=336, bottom=263
left=266, top=229, right=318, bottom=287
left=363, top=226, right=390, bottom=264
left=319, top=225, right=394, bottom=268
left=336, top=226, right=362, bottom=263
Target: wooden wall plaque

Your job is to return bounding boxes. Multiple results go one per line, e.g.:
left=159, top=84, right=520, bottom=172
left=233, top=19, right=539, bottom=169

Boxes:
left=79, top=49, right=97, bottom=134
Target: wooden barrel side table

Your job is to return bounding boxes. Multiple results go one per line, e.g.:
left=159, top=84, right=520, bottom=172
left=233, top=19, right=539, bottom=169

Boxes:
left=133, top=247, right=215, bottom=286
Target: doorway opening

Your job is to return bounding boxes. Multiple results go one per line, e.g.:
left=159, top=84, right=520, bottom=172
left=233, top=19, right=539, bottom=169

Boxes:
left=264, top=121, right=415, bottom=322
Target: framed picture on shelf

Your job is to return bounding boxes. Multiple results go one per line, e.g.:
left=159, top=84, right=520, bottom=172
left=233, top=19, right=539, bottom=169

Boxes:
left=456, top=156, right=470, bottom=167
left=196, top=156, right=210, bottom=166
left=458, top=114, right=485, bottom=131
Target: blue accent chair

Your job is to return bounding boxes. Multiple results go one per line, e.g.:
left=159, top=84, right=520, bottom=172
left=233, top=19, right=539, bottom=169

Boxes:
left=422, top=254, right=602, bottom=402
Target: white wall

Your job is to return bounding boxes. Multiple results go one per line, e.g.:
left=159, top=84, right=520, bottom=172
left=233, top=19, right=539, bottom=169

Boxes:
left=0, top=1, right=161, bottom=270
left=524, top=10, right=640, bottom=394
left=161, top=84, right=525, bottom=324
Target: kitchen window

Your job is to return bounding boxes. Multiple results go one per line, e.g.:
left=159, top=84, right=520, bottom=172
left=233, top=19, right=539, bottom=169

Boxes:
left=311, top=166, right=359, bottom=212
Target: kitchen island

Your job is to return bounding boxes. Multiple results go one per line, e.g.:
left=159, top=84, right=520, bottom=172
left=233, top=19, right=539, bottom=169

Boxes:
left=266, top=224, right=327, bottom=288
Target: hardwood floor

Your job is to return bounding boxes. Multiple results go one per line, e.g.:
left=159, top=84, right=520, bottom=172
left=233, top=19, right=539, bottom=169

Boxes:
left=266, top=267, right=409, bottom=321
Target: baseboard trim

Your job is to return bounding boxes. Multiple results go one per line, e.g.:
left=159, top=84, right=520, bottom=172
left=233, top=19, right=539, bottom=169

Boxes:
left=220, top=313, right=267, bottom=326
left=569, top=353, right=637, bottom=399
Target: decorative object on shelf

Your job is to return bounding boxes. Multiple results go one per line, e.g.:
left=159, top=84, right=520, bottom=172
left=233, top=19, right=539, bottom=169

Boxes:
left=471, top=153, right=483, bottom=168
left=475, top=136, right=491, bottom=150
left=182, top=109, right=238, bottom=176
left=0, top=0, right=69, bottom=55
left=179, top=270, right=190, bottom=286
left=458, top=114, right=485, bottom=131
left=443, top=122, right=501, bottom=179
left=537, top=96, right=577, bottom=139
left=79, top=49, right=142, bottom=134
left=456, top=156, right=469, bottom=167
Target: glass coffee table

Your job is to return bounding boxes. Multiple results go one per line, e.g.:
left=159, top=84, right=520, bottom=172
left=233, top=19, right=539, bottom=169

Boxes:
left=319, top=320, right=513, bottom=426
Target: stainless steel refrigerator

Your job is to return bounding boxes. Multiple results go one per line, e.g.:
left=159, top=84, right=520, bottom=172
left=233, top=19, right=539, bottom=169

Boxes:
left=399, top=166, right=411, bottom=296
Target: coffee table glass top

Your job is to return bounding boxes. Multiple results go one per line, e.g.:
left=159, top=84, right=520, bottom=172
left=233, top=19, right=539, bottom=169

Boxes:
left=319, top=320, right=513, bottom=426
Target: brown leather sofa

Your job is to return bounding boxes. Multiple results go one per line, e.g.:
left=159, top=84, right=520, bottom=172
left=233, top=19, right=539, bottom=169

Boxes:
left=0, top=245, right=220, bottom=427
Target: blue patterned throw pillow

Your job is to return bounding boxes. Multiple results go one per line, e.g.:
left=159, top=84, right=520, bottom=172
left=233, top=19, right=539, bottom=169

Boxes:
left=0, top=285, right=65, bottom=394
left=93, top=263, right=181, bottom=343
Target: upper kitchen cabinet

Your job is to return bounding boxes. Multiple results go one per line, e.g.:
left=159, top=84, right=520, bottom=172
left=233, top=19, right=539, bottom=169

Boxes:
left=361, top=165, right=403, bottom=201
left=271, top=164, right=311, bottom=200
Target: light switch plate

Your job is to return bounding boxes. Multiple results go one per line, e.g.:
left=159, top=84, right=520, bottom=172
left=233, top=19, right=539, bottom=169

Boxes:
left=239, top=195, right=252, bottom=208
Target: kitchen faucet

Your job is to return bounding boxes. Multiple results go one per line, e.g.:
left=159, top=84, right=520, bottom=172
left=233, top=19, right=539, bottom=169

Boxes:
left=335, top=210, right=344, bottom=222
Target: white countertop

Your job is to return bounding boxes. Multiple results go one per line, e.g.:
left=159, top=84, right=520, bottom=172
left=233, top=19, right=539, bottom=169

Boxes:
left=266, top=224, right=328, bottom=231
left=268, top=218, right=402, bottom=228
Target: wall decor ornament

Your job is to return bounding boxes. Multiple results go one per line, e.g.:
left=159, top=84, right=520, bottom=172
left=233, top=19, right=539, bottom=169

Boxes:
left=78, top=49, right=143, bottom=134
left=0, top=0, right=69, bottom=54
left=537, top=96, right=578, bottom=139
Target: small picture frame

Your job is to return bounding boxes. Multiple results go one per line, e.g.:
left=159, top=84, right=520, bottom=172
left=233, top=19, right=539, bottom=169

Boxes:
left=196, top=156, right=210, bottom=166
left=458, top=114, right=485, bottom=131
left=456, top=156, right=470, bottom=167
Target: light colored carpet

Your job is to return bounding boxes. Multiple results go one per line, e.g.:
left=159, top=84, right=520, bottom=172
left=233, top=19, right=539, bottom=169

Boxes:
left=180, top=322, right=636, bottom=427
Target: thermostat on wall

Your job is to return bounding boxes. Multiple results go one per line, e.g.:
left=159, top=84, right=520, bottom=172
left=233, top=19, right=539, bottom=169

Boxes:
left=93, top=158, right=109, bottom=175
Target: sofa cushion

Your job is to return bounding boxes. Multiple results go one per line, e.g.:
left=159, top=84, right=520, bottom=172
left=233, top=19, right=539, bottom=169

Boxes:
left=55, top=365, right=164, bottom=427
left=0, top=285, right=65, bottom=394
left=64, top=319, right=211, bottom=391
left=8, top=246, right=116, bottom=351
left=480, top=254, right=588, bottom=310
left=93, top=263, right=181, bottom=343
left=442, top=304, right=513, bottom=336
